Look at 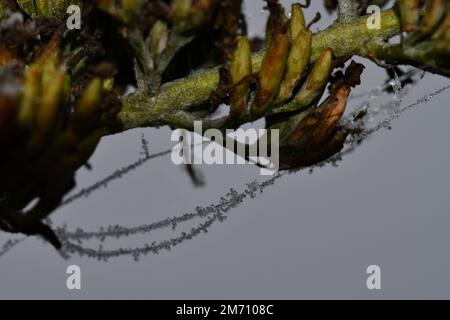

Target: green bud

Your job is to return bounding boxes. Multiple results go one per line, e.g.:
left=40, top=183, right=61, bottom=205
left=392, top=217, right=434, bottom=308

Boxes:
left=16, top=0, right=37, bottom=17
left=423, top=0, right=447, bottom=32
left=290, top=3, right=306, bottom=40
left=172, top=0, right=192, bottom=19
left=294, top=48, right=333, bottom=109
left=74, top=78, right=103, bottom=122
left=18, top=64, right=41, bottom=129
left=35, top=0, right=52, bottom=16
left=0, top=1, right=9, bottom=19
left=408, top=0, right=448, bottom=43
left=148, top=20, right=169, bottom=67
left=36, top=60, right=63, bottom=135
left=17, top=0, right=80, bottom=18
left=275, top=29, right=311, bottom=104
left=229, top=36, right=252, bottom=117
left=432, top=6, right=450, bottom=39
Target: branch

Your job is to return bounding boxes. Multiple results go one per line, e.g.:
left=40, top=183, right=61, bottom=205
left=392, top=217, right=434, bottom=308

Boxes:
left=367, top=41, right=450, bottom=78
left=115, top=8, right=401, bottom=133
left=337, top=0, right=358, bottom=24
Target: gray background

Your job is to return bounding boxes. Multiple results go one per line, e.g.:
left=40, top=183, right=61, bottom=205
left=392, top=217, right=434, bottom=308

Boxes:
left=1, top=0, right=450, bottom=299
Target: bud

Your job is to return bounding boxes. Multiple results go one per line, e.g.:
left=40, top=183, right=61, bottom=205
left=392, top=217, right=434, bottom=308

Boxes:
left=172, top=0, right=192, bottom=19
left=397, top=0, right=421, bottom=32
left=74, top=78, right=103, bottom=122
left=35, top=0, right=52, bottom=17
left=275, top=29, right=311, bottom=104
left=229, top=36, right=252, bottom=117
left=0, top=96, right=15, bottom=145
left=309, top=85, right=350, bottom=147
left=0, top=2, right=9, bottom=19
left=148, top=20, right=169, bottom=67
left=16, top=0, right=37, bottom=17
left=289, top=3, right=306, bottom=40
left=432, top=7, right=450, bottom=40
left=279, top=85, right=350, bottom=168
left=121, top=0, right=139, bottom=22
left=287, top=128, right=348, bottom=168
left=408, top=0, right=447, bottom=43
left=435, top=28, right=450, bottom=56
left=18, top=64, right=41, bottom=129
left=295, top=48, right=333, bottom=109
left=77, top=129, right=103, bottom=162
left=0, top=49, right=14, bottom=68
left=252, top=20, right=290, bottom=117
left=423, top=0, right=447, bottom=33
left=171, top=0, right=193, bottom=29
left=35, top=61, right=63, bottom=134
left=17, top=0, right=80, bottom=18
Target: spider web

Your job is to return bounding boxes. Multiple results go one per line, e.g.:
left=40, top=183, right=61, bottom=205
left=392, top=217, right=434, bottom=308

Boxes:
left=1, top=71, right=449, bottom=260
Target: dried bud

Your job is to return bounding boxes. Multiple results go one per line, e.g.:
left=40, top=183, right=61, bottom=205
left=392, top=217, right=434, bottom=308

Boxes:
left=279, top=85, right=350, bottom=168
left=283, top=128, right=348, bottom=168
left=264, top=0, right=288, bottom=47
left=309, top=85, right=350, bottom=147
left=252, top=16, right=290, bottom=117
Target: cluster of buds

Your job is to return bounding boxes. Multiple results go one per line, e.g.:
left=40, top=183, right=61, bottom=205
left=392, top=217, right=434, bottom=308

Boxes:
left=0, top=0, right=247, bottom=244
left=0, top=26, right=118, bottom=245
left=226, top=1, right=362, bottom=169
left=398, top=0, right=450, bottom=41
left=0, top=0, right=81, bottom=18
left=395, top=0, right=450, bottom=73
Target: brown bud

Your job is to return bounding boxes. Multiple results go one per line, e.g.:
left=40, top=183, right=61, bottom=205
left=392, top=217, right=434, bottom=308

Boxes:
left=252, top=20, right=290, bottom=117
